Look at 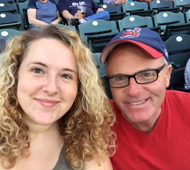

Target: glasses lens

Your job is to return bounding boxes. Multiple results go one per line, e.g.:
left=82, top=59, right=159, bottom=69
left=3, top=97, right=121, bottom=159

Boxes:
left=135, top=70, right=157, bottom=84
left=109, top=75, right=128, bottom=87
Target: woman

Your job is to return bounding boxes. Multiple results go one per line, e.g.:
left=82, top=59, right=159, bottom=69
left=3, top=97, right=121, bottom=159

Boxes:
left=27, top=0, right=62, bottom=30
left=0, top=25, right=116, bottom=170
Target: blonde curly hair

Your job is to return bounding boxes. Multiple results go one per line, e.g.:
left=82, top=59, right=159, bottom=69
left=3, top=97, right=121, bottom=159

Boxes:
left=0, top=25, right=116, bottom=169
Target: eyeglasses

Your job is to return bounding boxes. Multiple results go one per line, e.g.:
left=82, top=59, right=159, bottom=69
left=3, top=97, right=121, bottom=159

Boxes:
left=106, top=64, right=166, bottom=88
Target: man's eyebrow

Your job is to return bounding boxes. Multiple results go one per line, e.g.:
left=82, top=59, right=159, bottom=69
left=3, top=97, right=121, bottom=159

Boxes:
left=108, top=66, right=161, bottom=77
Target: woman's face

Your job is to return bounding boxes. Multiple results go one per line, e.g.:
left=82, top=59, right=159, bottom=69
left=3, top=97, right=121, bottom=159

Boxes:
left=17, top=38, right=78, bottom=126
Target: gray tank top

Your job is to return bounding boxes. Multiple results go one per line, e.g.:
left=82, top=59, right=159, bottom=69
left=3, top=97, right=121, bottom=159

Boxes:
left=53, top=147, right=73, bottom=170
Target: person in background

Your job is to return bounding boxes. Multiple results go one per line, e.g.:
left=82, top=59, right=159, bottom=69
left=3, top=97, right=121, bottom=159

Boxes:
left=27, top=0, right=62, bottom=30
left=0, top=25, right=116, bottom=170
left=103, top=0, right=127, bottom=5
left=100, top=27, right=190, bottom=170
left=103, top=0, right=152, bottom=5
left=58, top=0, right=110, bottom=25
left=184, top=58, right=190, bottom=89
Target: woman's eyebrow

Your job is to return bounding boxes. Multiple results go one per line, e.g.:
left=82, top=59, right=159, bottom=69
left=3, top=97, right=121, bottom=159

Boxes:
left=27, top=62, right=47, bottom=67
left=28, top=62, right=78, bottom=74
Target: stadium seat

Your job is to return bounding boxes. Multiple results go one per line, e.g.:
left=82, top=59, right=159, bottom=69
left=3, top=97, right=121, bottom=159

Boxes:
left=122, top=1, right=153, bottom=17
left=18, top=1, right=29, bottom=30
left=169, top=67, right=190, bottom=92
left=165, top=34, right=190, bottom=92
left=0, top=12, right=24, bottom=30
left=0, top=0, right=14, bottom=3
left=92, top=52, right=113, bottom=99
left=15, top=0, right=29, bottom=3
left=149, top=0, right=179, bottom=14
left=99, top=4, right=125, bottom=21
left=93, top=0, right=103, bottom=5
left=118, top=15, right=154, bottom=31
left=164, top=34, right=190, bottom=69
left=185, top=9, right=190, bottom=22
left=0, top=2, right=18, bottom=13
left=173, top=0, right=190, bottom=12
left=78, top=19, right=118, bottom=52
left=165, top=22, right=190, bottom=38
left=153, top=11, right=185, bottom=40
left=0, top=29, right=21, bottom=40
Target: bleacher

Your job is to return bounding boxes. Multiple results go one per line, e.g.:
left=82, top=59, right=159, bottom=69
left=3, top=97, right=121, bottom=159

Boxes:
left=1, top=0, right=190, bottom=97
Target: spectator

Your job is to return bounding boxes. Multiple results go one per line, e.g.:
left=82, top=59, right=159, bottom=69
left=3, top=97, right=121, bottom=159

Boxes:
left=58, top=0, right=110, bottom=25
left=27, top=0, right=62, bottom=30
left=103, top=0, right=152, bottom=5
left=0, top=25, right=116, bottom=170
left=100, top=27, right=190, bottom=169
left=185, top=58, right=190, bottom=89
left=103, top=0, right=127, bottom=5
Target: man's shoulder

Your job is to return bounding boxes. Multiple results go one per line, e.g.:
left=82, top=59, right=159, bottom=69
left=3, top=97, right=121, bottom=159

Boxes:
left=166, top=90, right=190, bottom=98
left=165, top=90, right=190, bottom=108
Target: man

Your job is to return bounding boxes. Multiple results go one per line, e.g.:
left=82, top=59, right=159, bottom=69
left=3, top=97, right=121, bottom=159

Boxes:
left=100, top=27, right=190, bottom=169
left=58, top=0, right=110, bottom=25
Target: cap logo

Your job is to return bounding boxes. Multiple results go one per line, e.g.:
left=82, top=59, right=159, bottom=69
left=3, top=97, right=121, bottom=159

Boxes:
left=120, top=28, right=141, bottom=39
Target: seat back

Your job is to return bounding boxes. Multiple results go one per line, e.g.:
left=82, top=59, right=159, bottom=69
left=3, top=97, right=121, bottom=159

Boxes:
left=100, top=4, right=125, bottom=21
left=185, top=9, right=190, bottom=22
left=165, top=23, right=190, bottom=39
left=174, top=0, right=190, bottom=8
left=169, top=67, right=190, bottom=92
left=93, top=0, right=103, bottom=4
left=118, top=15, right=153, bottom=31
left=164, top=34, right=190, bottom=68
left=0, top=0, right=14, bottom=3
left=0, top=29, right=21, bottom=40
left=122, top=1, right=148, bottom=12
left=18, top=1, right=29, bottom=30
left=0, top=2, right=18, bottom=13
left=0, top=12, right=24, bottom=30
left=150, top=0, right=174, bottom=10
left=78, top=20, right=118, bottom=52
left=92, top=52, right=113, bottom=99
left=122, top=1, right=153, bottom=16
left=154, top=11, right=185, bottom=33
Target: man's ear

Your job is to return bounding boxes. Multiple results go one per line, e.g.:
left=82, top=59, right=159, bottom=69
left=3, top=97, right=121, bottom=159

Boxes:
left=166, top=64, right=172, bottom=88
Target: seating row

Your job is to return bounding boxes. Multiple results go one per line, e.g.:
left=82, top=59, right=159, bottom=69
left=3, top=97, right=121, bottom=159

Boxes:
left=1, top=0, right=190, bottom=30
left=1, top=10, right=190, bottom=47
left=0, top=0, right=29, bottom=30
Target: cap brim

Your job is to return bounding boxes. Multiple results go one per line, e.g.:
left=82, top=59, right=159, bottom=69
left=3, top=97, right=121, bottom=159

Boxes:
left=100, top=39, right=163, bottom=63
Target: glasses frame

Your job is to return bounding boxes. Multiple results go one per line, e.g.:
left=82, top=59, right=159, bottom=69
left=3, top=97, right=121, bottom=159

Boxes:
left=107, top=64, right=166, bottom=88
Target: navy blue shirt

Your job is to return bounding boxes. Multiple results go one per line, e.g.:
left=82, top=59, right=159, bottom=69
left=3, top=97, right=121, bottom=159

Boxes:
left=58, top=0, right=100, bottom=17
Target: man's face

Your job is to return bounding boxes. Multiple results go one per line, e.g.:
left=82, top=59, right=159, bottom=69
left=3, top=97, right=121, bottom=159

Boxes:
left=105, top=43, right=172, bottom=132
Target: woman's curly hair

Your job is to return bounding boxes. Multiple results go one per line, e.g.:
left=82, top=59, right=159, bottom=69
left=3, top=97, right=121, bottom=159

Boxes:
left=0, top=25, right=116, bottom=169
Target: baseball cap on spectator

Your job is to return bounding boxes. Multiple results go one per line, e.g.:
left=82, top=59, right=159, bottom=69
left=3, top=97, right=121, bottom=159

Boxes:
left=100, top=27, right=168, bottom=63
